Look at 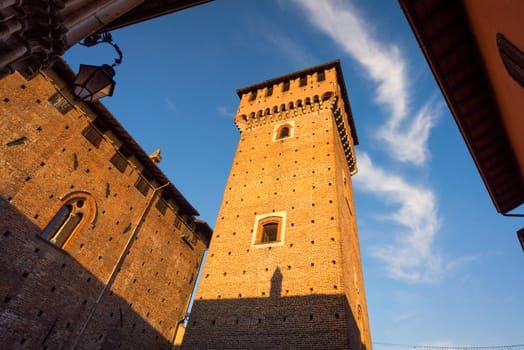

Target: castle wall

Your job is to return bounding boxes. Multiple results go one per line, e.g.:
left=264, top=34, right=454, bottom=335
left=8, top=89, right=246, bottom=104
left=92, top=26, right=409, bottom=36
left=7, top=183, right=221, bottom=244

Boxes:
left=0, top=69, right=209, bottom=349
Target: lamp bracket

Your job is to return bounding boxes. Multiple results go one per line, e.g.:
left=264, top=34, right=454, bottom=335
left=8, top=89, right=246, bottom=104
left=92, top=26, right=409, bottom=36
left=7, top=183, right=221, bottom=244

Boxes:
left=80, top=32, right=123, bottom=67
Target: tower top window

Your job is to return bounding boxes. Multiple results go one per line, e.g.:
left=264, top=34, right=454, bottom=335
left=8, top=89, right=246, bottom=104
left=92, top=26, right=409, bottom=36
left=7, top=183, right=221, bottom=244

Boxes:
left=318, top=70, right=325, bottom=82
left=299, top=76, right=307, bottom=86
left=273, top=121, right=295, bottom=142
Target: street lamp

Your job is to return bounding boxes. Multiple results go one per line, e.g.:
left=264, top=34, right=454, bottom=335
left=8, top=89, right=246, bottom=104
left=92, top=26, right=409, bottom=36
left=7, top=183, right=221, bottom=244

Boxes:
left=72, top=33, right=123, bottom=102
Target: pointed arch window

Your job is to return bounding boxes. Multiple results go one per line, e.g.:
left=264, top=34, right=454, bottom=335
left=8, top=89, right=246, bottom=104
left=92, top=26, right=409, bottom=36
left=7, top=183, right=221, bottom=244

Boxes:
left=41, top=196, right=94, bottom=248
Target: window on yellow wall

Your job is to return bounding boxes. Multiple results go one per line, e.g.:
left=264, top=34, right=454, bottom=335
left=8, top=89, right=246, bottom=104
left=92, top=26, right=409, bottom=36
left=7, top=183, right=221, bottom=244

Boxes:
left=299, top=76, right=307, bottom=86
left=252, top=212, right=286, bottom=247
left=318, top=70, right=325, bottom=82
left=273, top=121, right=295, bottom=142
left=278, top=126, right=289, bottom=139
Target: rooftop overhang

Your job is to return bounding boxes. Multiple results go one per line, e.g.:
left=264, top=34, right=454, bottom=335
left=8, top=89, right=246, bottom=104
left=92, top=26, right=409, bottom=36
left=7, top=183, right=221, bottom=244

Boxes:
left=0, top=0, right=213, bottom=78
left=399, top=0, right=524, bottom=214
left=98, top=0, right=214, bottom=32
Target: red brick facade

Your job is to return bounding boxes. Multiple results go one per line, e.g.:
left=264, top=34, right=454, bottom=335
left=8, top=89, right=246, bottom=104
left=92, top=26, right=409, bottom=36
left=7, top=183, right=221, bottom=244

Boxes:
left=182, top=61, right=372, bottom=349
left=0, top=63, right=211, bottom=349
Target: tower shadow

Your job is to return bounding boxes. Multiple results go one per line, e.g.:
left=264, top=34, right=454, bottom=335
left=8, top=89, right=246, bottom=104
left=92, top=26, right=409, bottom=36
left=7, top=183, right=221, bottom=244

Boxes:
left=270, top=267, right=282, bottom=298
left=182, top=265, right=366, bottom=349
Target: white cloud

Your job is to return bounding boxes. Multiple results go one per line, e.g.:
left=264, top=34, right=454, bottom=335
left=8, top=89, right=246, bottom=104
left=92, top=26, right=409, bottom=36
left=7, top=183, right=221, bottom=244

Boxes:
left=290, top=0, right=450, bottom=282
left=291, top=0, right=438, bottom=165
left=354, top=153, right=442, bottom=283
left=265, top=31, right=317, bottom=68
left=165, top=96, right=176, bottom=113
left=217, top=106, right=234, bottom=118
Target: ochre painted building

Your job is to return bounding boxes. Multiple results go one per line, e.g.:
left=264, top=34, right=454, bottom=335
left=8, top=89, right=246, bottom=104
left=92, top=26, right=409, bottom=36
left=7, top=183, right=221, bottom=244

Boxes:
left=0, top=60, right=211, bottom=349
left=182, top=61, right=372, bottom=349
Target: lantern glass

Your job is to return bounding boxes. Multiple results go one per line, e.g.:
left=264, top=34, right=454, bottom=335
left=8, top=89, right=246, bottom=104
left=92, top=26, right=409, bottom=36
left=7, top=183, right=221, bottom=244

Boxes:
left=73, top=64, right=115, bottom=102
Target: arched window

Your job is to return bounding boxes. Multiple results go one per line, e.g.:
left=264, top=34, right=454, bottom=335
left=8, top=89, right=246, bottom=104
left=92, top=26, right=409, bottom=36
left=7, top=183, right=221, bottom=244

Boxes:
left=322, top=91, right=333, bottom=102
left=273, top=122, right=294, bottom=141
left=41, top=194, right=96, bottom=248
left=279, top=126, right=290, bottom=139
left=261, top=222, right=279, bottom=243
left=252, top=212, right=286, bottom=247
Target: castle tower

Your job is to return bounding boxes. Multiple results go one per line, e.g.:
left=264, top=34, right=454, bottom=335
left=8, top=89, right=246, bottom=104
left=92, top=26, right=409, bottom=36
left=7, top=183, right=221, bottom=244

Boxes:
left=182, top=60, right=372, bottom=349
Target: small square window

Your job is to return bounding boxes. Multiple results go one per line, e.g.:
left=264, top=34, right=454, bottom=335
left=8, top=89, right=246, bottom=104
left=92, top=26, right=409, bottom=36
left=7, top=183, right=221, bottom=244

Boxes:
left=110, top=152, right=128, bottom=173
left=81, top=125, right=102, bottom=148
left=156, top=198, right=167, bottom=215
left=299, top=76, right=307, bottom=87
left=317, top=71, right=325, bottom=82
left=48, top=92, right=73, bottom=115
left=282, top=81, right=290, bottom=92
left=134, top=177, right=150, bottom=196
left=266, top=86, right=273, bottom=97
left=249, top=91, right=257, bottom=101
left=174, top=216, right=182, bottom=229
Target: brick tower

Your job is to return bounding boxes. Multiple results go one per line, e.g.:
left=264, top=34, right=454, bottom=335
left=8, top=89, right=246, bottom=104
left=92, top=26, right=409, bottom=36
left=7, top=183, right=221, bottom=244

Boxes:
left=182, top=60, right=372, bottom=349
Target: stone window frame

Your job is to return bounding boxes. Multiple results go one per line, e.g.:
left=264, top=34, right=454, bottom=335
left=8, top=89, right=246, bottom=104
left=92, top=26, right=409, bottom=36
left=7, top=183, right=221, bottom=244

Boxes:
left=272, top=121, right=295, bottom=142
left=41, top=192, right=97, bottom=248
left=251, top=211, right=286, bottom=248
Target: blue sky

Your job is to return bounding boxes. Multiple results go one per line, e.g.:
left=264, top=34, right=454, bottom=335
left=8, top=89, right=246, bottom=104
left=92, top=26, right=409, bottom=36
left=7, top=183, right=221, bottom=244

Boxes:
left=64, top=0, right=523, bottom=347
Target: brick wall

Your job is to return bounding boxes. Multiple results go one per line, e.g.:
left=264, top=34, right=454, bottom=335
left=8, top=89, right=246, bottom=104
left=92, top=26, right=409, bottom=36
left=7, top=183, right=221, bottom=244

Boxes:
left=183, top=62, right=371, bottom=349
left=0, top=68, right=209, bottom=349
